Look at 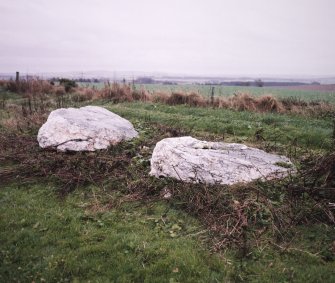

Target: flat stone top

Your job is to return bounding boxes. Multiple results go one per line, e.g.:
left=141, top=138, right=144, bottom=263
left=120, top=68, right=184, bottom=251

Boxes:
left=150, top=136, right=294, bottom=185
left=37, top=106, right=138, bottom=151
left=48, top=106, right=132, bottom=129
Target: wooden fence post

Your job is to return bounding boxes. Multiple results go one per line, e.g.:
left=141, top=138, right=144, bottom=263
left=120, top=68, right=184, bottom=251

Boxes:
left=210, top=86, right=215, bottom=106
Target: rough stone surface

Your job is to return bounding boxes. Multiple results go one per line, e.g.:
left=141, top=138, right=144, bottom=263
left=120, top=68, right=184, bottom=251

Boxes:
left=37, top=106, right=138, bottom=151
left=150, top=137, right=294, bottom=185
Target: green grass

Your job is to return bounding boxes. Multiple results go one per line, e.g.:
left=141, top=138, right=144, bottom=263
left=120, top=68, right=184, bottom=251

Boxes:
left=102, top=101, right=333, bottom=152
left=1, top=97, right=335, bottom=282
left=0, top=184, right=231, bottom=283
left=1, top=184, right=334, bottom=282
left=0, top=87, right=22, bottom=103
left=234, top=228, right=335, bottom=282
left=140, top=84, right=335, bottom=103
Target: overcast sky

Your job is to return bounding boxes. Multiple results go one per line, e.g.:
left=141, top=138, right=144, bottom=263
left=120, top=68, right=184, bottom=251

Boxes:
left=0, top=0, right=334, bottom=77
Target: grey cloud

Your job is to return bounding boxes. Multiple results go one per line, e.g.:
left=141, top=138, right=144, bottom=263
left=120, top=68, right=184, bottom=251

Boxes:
left=0, top=0, right=334, bottom=76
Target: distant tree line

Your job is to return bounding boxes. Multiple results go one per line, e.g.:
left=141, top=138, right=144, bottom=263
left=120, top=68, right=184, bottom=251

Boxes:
left=75, top=78, right=100, bottom=83
left=135, top=77, right=155, bottom=84
left=49, top=77, right=101, bottom=83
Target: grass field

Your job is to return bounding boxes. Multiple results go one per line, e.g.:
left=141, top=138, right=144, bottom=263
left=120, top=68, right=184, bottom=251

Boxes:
left=102, top=101, right=333, bottom=152
left=0, top=184, right=232, bottom=282
left=1, top=184, right=334, bottom=283
left=79, top=82, right=335, bottom=103
left=1, top=84, right=335, bottom=282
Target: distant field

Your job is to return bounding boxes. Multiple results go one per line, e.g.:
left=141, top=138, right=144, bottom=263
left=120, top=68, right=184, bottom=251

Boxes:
left=79, top=82, right=335, bottom=103
left=278, top=84, right=335, bottom=92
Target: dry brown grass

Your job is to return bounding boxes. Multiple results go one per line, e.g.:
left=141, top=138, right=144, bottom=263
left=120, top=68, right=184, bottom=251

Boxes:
left=0, top=97, right=50, bottom=133
left=131, top=87, right=151, bottom=102
left=226, top=93, right=259, bottom=112
left=164, top=92, right=207, bottom=107
left=1, top=121, right=334, bottom=251
left=0, top=104, right=48, bottom=133
left=85, top=82, right=152, bottom=103
left=2, top=79, right=334, bottom=252
left=0, top=81, right=59, bottom=132
left=71, top=87, right=95, bottom=102
left=99, top=82, right=133, bottom=102
left=106, top=84, right=334, bottom=117
left=0, top=80, right=7, bottom=87
left=152, top=91, right=334, bottom=116
left=211, top=93, right=285, bottom=113
left=152, top=91, right=208, bottom=107
left=53, top=85, right=66, bottom=96
left=281, top=97, right=335, bottom=117
left=256, top=95, right=285, bottom=112
left=151, top=91, right=171, bottom=103
left=2, top=79, right=333, bottom=117
left=304, top=152, right=335, bottom=189
left=5, top=79, right=54, bottom=95
left=0, top=85, right=334, bottom=252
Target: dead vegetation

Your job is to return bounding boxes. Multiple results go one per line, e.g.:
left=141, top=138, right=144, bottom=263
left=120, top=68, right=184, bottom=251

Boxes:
left=168, top=148, right=335, bottom=253
left=0, top=115, right=334, bottom=255
left=156, top=92, right=207, bottom=107
left=1, top=79, right=334, bottom=254
left=303, top=152, right=335, bottom=189
left=4, top=79, right=54, bottom=94
left=1, top=79, right=334, bottom=117
left=97, top=82, right=150, bottom=102
left=0, top=99, right=50, bottom=133
left=90, top=83, right=335, bottom=117
left=0, top=132, right=134, bottom=195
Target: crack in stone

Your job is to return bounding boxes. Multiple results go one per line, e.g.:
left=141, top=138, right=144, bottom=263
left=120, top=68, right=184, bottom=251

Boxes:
left=55, top=138, right=92, bottom=147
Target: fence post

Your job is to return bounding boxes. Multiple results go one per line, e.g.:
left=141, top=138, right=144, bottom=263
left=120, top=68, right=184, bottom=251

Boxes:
left=210, top=86, right=215, bottom=106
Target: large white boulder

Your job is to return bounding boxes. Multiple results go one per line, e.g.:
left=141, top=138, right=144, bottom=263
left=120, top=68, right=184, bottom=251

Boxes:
left=37, top=106, right=138, bottom=151
left=150, top=137, right=294, bottom=185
